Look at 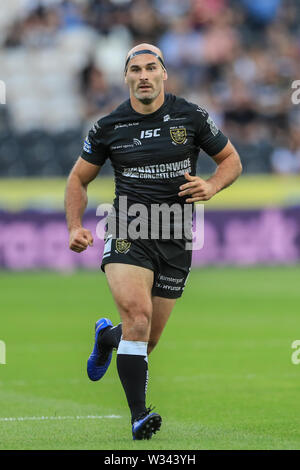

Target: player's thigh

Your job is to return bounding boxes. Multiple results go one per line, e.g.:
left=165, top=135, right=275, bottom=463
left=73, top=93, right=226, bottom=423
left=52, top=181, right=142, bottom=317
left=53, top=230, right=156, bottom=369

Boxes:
left=105, top=263, right=154, bottom=332
left=148, top=296, right=177, bottom=354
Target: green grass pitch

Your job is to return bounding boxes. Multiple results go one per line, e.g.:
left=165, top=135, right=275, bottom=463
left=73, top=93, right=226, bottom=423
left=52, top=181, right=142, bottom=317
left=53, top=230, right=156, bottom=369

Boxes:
left=0, top=266, right=300, bottom=450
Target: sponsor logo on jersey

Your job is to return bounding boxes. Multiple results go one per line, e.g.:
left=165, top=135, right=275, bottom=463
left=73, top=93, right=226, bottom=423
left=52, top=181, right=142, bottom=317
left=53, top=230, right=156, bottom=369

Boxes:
left=122, top=168, right=139, bottom=178
left=170, top=126, right=187, bottom=145
left=163, top=114, right=186, bottom=122
left=91, top=123, right=100, bottom=135
left=114, top=122, right=140, bottom=130
left=83, top=137, right=92, bottom=154
left=196, top=106, right=207, bottom=117
left=112, top=138, right=142, bottom=151
left=207, top=116, right=219, bottom=136
left=122, top=158, right=192, bottom=179
left=115, top=239, right=131, bottom=254
left=140, top=129, right=161, bottom=139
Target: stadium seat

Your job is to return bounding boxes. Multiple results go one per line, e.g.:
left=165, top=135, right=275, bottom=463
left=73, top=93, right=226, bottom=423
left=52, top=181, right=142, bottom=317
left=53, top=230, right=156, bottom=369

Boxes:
left=19, top=130, right=58, bottom=176
left=53, top=129, right=83, bottom=175
left=0, top=132, right=26, bottom=176
left=235, top=141, right=273, bottom=174
left=0, top=107, right=11, bottom=133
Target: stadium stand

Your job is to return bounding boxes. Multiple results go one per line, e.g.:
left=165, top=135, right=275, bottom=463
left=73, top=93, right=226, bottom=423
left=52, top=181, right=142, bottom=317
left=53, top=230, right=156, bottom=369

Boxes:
left=0, top=0, right=299, bottom=176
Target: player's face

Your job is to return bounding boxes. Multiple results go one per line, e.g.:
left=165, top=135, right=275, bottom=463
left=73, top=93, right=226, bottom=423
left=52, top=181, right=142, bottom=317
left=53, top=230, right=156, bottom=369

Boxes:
left=125, top=56, right=166, bottom=104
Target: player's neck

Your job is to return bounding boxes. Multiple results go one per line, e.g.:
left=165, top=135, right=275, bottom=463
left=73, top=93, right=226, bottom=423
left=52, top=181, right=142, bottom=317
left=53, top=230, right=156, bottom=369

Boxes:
left=130, top=90, right=165, bottom=115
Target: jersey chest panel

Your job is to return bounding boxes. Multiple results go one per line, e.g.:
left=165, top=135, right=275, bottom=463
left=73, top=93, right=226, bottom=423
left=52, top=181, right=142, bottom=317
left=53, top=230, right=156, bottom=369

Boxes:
left=108, top=118, right=199, bottom=167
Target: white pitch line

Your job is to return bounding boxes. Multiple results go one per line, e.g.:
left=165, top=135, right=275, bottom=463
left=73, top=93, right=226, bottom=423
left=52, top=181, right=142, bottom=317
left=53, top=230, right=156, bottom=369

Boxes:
left=0, top=415, right=122, bottom=422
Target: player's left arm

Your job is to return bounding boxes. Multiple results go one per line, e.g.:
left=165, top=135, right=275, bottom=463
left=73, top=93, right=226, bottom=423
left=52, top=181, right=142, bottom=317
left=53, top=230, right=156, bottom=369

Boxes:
left=178, top=140, right=242, bottom=203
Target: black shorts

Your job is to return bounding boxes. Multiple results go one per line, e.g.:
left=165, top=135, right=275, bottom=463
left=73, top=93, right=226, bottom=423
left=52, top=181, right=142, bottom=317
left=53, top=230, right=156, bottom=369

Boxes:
left=101, top=237, right=192, bottom=299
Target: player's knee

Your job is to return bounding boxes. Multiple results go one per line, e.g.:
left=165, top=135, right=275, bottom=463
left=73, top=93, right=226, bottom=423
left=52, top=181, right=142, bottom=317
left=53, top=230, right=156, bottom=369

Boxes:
left=120, top=298, right=152, bottom=335
left=121, top=298, right=152, bottom=319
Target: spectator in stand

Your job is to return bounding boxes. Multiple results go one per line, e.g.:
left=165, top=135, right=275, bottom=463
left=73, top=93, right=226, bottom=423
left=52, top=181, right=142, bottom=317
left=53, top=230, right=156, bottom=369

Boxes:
left=80, top=62, right=126, bottom=120
left=1, top=0, right=300, bottom=175
left=271, top=126, right=300, bottom=174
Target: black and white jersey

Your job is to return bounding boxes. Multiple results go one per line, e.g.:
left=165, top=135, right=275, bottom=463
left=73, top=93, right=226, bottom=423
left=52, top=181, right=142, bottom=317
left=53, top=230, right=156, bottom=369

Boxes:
left=81, top=93, right=228, bottom=205
left=81, top=93, right=228, bottom=238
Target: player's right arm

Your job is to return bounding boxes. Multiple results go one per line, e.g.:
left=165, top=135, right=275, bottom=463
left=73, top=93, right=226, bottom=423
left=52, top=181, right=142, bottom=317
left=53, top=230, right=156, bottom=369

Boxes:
left=65, top=119, right=110, bottom=252
left=65, top=157, right=101, bottom=252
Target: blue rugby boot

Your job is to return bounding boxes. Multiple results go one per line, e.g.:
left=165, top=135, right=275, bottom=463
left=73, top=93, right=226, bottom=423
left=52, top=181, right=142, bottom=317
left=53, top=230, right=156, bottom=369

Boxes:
left=87, top=318, right=113, bottom=381
left=132, top=408, right=162, bottom=440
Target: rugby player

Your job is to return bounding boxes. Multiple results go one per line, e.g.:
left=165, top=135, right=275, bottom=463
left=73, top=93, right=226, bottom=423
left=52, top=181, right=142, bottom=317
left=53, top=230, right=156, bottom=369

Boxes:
left=65, top=43, right=242, bottom=440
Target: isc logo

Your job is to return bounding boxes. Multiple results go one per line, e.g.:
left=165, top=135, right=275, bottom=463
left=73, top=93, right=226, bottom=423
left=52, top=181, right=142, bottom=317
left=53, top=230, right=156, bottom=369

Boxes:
left=140, top=129, right=161, bottom=139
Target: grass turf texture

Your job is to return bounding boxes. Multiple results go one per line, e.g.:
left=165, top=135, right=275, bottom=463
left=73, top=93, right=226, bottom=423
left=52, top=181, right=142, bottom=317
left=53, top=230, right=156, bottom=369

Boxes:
left=0, top=267, right=299, bottom=450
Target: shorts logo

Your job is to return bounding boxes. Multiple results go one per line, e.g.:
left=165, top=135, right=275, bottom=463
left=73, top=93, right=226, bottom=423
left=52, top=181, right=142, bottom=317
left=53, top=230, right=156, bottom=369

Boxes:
left=170, top=126, right=187, bottom=145
left=115, top=239, right=131, bottom=254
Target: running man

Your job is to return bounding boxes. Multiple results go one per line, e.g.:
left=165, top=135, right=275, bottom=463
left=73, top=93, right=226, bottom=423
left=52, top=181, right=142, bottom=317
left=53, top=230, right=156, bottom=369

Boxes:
left=65, top=43, right=242, bottom=440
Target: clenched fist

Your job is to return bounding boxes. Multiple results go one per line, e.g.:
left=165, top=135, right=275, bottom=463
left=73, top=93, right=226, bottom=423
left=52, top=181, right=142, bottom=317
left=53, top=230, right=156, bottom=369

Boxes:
left=69, top=227, right=94, bottom=253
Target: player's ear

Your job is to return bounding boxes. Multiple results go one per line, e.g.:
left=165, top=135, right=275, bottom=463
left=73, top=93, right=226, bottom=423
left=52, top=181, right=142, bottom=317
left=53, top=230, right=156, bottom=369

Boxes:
left=163, top=69, right=168, bottom=81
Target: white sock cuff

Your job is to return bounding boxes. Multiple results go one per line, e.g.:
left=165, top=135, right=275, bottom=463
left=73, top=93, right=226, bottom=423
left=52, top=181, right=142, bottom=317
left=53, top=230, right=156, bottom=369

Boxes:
left=117, top=340, right=148, bottom=356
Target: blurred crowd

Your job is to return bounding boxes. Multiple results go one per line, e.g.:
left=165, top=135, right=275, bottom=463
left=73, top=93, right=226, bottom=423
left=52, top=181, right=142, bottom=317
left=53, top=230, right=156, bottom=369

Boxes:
left=0, top=0, right=300, bottom=176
